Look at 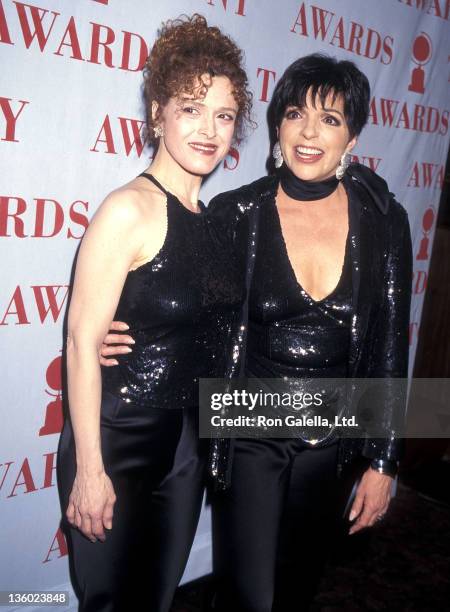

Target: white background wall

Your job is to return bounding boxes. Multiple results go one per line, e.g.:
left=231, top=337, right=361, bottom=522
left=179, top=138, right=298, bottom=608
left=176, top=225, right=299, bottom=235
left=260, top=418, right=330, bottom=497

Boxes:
left=1, top=0, right=449, bottom=609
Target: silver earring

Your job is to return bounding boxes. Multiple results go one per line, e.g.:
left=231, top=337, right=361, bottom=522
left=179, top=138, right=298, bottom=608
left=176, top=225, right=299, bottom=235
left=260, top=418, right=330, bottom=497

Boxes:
left=273, top=141, right=283, bottom=169
left=336, top=152, right=350, bottom=180
left=153, top=125, right=163, bottom=138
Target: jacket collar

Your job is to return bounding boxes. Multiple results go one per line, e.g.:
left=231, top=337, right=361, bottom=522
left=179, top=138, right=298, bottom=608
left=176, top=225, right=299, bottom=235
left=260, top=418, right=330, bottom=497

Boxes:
left=345, top=174, right=381, bottom=374
left=346, top=163, right=390, bottom=215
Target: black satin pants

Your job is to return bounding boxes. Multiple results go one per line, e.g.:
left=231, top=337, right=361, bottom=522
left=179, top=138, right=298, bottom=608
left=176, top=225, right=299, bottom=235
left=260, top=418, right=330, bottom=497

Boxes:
left=212, top=438, right=347, bottom=612
left=57, top=391, right=206, bottom=612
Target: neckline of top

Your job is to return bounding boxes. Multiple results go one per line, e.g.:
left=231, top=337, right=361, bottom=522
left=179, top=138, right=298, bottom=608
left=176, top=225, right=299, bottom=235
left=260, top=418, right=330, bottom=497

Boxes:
left=139, top=172, right=206, bottom=216
left=270, top=180, right=351, bottom=304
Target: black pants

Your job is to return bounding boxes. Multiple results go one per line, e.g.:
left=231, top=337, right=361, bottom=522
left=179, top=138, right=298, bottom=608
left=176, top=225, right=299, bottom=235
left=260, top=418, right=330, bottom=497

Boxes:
left=57, top=392, right=206, bottom=612
left=212, top=438, right=347, bottom=612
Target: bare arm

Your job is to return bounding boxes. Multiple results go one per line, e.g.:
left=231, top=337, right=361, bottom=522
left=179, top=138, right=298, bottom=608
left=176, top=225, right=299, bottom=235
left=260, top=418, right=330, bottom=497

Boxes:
left=65, top=187, right=160, bottom=541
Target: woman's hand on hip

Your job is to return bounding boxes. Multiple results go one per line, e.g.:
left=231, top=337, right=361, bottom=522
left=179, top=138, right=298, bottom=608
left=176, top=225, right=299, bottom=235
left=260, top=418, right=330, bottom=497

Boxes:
left=66, top=470, right=117, bottom=543
left=348, top=467, right=392, bottom=535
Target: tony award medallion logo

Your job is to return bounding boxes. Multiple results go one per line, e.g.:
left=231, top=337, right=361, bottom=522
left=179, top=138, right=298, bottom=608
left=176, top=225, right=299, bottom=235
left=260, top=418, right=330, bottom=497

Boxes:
left=408, top=32, right=432, bottom=94
left=39, top=354, right=63, bottom=436
left=416, top=206, right=436, bottom=261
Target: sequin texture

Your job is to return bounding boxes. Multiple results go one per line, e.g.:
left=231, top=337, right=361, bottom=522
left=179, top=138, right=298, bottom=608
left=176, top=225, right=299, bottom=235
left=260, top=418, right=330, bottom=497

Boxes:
left=207, top=167, right=412, bottom=487
left=101, top=174, right=245, bottom=409
left=247, top=192, right=352, bottom=379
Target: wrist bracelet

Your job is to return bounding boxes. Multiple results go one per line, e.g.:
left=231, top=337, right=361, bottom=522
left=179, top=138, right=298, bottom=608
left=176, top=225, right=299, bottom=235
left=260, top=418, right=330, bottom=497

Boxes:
left=370, top=458, right=398, bottom=478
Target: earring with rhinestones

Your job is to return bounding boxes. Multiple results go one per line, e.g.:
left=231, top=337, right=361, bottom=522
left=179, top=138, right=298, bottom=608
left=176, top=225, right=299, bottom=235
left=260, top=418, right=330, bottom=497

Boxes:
left=336, top=152, right=351, bottom=180
left=153, top=125, right=164, bottom=139
left=273, top=141, right=283, bottom=169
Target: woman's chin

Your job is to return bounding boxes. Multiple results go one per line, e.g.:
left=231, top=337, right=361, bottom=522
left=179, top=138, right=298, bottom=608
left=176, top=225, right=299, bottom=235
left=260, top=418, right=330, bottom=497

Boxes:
left=179, top=157, right=222, bottom=177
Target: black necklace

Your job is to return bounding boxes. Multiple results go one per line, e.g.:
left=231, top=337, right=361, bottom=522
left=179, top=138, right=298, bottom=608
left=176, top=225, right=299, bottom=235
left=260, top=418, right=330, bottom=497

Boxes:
left=279, top=164, right=339, bottom=201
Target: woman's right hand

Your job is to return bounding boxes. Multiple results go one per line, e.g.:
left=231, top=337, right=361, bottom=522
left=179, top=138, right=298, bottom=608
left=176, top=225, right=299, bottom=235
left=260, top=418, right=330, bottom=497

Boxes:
left=99, top=320, right=135, bottom=367
left=66, top=470, right=117, bottom=543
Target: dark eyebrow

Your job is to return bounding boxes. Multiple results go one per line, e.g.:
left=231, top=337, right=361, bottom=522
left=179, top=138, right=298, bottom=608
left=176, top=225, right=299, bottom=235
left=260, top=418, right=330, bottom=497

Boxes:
left=322, top=107, right=344, bottom=119
left=285, top=104, right=344, bottom=120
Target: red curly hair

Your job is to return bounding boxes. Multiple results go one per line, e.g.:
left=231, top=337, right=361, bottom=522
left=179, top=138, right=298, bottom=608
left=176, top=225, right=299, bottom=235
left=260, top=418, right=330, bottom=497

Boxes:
left=143, top=14, right=253, bottom=143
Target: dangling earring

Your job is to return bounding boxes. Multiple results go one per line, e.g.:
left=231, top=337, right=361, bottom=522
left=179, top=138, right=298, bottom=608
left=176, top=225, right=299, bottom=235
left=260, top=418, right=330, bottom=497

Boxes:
left=153, top=125, right=164, bottom=138
left=336, top=152, right=350, bottom=180
left=273, top=141, right=284, bottom=169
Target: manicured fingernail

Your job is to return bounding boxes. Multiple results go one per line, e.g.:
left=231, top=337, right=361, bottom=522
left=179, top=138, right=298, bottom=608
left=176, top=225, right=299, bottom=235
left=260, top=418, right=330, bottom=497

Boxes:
left=349, top=510, right=356, bottom=521
left=112, top=360, right=119, bottom=366
left=125, top=347, right=132, bottom=353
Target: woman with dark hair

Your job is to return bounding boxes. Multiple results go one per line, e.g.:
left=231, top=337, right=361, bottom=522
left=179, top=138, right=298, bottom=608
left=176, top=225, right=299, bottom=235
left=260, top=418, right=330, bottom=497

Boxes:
left=57, top=14, right=252, bottom=612
left=207, top=53, right=412, bottom=611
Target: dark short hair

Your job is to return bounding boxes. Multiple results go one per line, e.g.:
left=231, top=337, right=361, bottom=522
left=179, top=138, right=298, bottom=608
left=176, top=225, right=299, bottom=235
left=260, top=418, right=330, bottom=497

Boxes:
left=269, top=54, right=370, bottom=138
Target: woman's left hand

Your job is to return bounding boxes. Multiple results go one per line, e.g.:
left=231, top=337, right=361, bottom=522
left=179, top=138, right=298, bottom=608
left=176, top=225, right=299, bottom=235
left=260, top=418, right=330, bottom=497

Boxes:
left=348, top=467, right=393, bottom=535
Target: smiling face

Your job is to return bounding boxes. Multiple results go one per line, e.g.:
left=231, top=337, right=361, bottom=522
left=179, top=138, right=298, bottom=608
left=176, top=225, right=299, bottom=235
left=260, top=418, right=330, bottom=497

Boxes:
left=154, top=75, right=238, bottom=177
left=278, top=88, right=357, bottom=182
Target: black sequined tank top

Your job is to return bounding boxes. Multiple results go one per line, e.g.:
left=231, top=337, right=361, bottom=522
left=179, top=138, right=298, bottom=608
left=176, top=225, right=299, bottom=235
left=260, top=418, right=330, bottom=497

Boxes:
left=247, top=195, right=352, bottom=379
left=102, top=173, right=244, bottom=409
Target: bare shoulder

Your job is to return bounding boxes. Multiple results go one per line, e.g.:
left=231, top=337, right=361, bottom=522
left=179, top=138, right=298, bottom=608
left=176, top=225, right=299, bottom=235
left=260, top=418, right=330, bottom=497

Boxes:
left=93, top=175, right=166, bottom=231
left=81, top=175, right=169, bottom=271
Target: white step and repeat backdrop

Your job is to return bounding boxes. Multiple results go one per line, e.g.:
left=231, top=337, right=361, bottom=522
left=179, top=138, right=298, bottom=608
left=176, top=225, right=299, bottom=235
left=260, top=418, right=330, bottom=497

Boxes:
left=1, top=0, right=449, bottom=608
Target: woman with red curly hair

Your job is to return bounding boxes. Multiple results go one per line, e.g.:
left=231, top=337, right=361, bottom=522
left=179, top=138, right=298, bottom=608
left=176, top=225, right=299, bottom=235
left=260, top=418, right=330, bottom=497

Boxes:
left=57, top=14, right=252, bottom=612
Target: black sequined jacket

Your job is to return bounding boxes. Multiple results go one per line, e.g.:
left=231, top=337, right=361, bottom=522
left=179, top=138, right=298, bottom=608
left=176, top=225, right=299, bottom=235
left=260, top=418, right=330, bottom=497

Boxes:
left=207, top=163, right=413, bottom=490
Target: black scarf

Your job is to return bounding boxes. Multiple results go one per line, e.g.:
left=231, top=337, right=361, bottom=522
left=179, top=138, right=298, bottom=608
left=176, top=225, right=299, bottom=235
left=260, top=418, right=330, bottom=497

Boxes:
left=279, top=164, right=339, bottom=201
